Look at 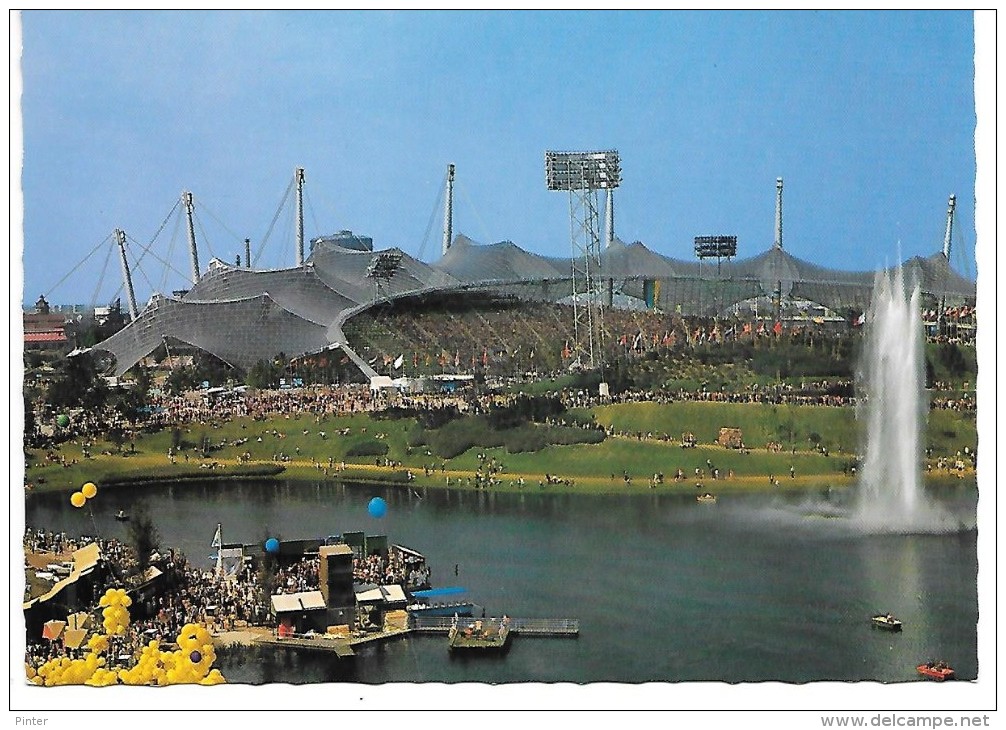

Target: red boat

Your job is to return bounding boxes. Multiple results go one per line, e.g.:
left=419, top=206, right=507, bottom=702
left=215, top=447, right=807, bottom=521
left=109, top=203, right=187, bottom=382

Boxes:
left=917, top=661, right=955, bottom=681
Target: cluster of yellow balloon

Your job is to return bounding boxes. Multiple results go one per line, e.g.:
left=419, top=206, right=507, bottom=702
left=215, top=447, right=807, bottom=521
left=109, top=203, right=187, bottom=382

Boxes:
left=70, top=481, right=98, bottom=509
left=117, top=640, right=171, bottom=686
left=28, top=612, right=227, bottom=687
left=28, top=653, right=109, bottom=686
left=99, top=587, right=131, bottom=635
left=115, top=625, right=225, bottom=686
left=169, top=623, right=226, bottom=685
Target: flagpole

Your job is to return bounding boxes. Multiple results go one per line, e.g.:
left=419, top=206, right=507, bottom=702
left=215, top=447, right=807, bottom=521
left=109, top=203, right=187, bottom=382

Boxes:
left=213, top=523, right=223, bottom=577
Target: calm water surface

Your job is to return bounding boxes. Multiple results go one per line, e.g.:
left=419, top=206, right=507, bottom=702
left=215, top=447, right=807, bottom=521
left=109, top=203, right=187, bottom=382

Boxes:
left=25, top=480, right=978, bottom=684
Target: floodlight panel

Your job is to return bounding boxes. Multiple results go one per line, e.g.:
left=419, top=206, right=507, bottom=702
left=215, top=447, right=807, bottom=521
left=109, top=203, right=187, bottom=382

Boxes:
left=694, top=235, right=738, bottom=259
left=546, top=150, right=621, bottom=191
left=367, top=250, right=404, bottom=280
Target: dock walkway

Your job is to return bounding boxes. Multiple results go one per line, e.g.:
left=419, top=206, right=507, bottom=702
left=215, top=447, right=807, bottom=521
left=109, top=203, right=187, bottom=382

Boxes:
left=411, top=616, right=579, bottom=636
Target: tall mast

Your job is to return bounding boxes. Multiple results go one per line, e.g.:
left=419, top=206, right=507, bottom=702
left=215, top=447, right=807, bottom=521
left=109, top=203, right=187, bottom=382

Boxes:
left=115, top=228, right=139, bottom=320
left=774, top=177, right=784, bottom=249
left=442, top=163, right=455, bottom=258
left=605, top=188, right=615, bottom=249
left=295, top=167, right=306, bottom=266
left=942, top=194, right=956, bottom=260
left=183, top=191, right=200, bottom=283
left=245, top=238, right=252, bottom=269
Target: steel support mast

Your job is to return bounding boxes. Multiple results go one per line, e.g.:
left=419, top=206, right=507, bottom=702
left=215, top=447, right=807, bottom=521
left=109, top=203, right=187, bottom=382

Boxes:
left=115, top=228, right=139, bottom=321
left=942, top=193, right=957, bottom=260
left=183, top=191, right=200, bottom=283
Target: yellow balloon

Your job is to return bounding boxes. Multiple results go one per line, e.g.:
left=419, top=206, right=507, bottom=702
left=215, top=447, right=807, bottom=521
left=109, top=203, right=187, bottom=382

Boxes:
left=81, top=482, right=98, bottom=499
left=70, top=491, right=86, bottom=508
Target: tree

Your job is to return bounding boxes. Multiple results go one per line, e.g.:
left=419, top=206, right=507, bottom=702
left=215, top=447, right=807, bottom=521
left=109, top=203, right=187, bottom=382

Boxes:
left=107, top=424, right=126, bottom=453
left=127, top=505, right=160, bottom=582
left=47, top=353, right=107, bottom=410
left=132, top=364, right=152, bottom=399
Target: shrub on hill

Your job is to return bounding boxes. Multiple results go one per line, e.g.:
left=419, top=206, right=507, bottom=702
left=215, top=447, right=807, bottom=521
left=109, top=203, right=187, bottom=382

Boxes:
left=346, top=440, right=390, bottom=458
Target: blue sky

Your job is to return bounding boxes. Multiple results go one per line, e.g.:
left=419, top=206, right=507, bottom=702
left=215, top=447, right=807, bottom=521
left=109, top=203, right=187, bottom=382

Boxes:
left=15, top=10, right=979, bottom=307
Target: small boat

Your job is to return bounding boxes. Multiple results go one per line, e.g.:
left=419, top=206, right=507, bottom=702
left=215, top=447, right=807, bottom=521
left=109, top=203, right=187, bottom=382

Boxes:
left=114, top=510, right=130, bottom=522
left=448, top=615, right=512, bottom=653
left=917, top=661, right=955, bottom=681
left=871, top=613, right=903, bottom=631
left=696, top=493, right=717, bottom=504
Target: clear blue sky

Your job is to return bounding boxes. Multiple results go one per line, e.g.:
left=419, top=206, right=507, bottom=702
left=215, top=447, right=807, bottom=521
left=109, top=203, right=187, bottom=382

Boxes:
left=15, top=10, right=979, bottom=307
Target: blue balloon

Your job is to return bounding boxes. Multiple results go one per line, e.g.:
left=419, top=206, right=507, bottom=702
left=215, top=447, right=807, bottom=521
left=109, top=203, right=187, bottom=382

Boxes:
left=368, top=497, right=387, bottom=519
left=264, top=537, right=280, bottom=554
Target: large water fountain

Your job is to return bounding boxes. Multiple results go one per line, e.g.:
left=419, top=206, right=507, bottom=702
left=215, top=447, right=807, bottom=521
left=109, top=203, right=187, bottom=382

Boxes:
left=853, top=265, right=956, bottom=532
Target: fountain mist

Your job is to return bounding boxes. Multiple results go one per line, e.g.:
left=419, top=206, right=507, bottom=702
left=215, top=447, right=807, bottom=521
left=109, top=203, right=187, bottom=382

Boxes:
left=853, top=266, right=950, bottom=531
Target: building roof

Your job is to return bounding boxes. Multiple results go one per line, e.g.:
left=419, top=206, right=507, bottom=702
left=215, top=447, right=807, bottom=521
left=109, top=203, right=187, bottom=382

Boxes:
left=93, top=233, right=977, bottom=376
left=355, top=584, right=407, bottom=604
left=271, top=591, right=327, bottom=614
left=24, top=331, right=68, bottom=344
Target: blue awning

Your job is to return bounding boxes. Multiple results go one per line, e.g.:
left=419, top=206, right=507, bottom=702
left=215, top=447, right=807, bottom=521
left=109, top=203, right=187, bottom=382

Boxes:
left=410, top=586, right=466, bottom=598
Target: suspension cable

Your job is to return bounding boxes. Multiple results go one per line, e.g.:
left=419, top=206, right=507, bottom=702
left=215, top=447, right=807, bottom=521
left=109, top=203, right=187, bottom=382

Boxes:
left=416, top=169, right=447, bottom=262
left=42, top=233, right=114, bottom=300
left=125, top=234, right=158, bottom=302
left=158, top=208, right=184, bottom=294
left=149, top=197, right=181, bottom=247
left=194, top=211, right=217, bottom=262
left=89, top=238, right=116, bottom=311
left=459, top=182, right=494, bottom=245
left=124, top=230, right=190, bottom=302
left=195, top=197, right=245, bottom=248
left=305, top=188, right=322, bottom=248
left=254, top=176, right=295, bottom=267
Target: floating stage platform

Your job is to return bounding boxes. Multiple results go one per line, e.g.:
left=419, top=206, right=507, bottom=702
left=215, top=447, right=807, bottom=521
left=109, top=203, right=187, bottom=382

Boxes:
left=230, top=616, right=578, bottom=660
left=252, top=626, right=411, bottom=658
left=411, top=616, right=579, bottom=637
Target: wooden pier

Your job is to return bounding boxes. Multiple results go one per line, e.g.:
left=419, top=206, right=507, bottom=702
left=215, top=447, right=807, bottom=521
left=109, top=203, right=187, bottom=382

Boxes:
left=253, top=626, right=412, bottom=657
left=411, top=616, right=579, bottom=637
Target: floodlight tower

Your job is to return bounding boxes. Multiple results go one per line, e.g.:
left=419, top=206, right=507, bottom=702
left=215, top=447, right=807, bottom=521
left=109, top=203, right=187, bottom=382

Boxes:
left=442, top=163, right=455, bottom=258
left=546, top=150, right=621, bottom=369
left=774, top=177, right=784, bottom=249
left=605, top=188, right=615, bottom=249
left=295, top=167, right=306, bottom=266
left=366, top=250, right=404, bottom=303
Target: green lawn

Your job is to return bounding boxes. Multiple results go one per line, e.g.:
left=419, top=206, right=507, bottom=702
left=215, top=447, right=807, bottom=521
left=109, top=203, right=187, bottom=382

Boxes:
left=23, top=401, right=976, bottom=496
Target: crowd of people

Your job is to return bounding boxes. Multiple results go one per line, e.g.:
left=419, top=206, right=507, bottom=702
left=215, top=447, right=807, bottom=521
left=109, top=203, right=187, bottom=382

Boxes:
left=23, top=526, right=436, bottom=672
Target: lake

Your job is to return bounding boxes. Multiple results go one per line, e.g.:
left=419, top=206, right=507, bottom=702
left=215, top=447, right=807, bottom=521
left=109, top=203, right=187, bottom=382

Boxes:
left=24, top=479, right=978, bottom=684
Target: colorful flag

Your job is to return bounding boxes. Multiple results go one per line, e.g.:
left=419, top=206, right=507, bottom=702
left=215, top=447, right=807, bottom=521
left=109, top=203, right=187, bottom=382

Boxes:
left=773, top=321, right=783, bottom=336
left=42, top=620, right=65, bottom=641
